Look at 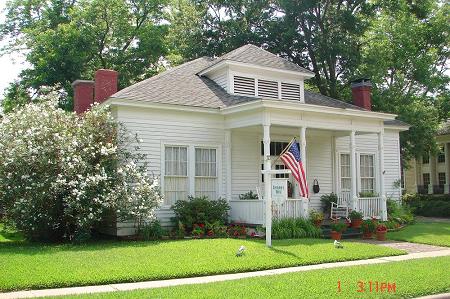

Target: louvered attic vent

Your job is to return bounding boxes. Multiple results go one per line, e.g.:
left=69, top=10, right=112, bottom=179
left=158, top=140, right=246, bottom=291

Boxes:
left=257, top=79, right=278, bottom=99
left=281, top=82, right=301, bottom=100
left=233, top=76, right=255, bottom=96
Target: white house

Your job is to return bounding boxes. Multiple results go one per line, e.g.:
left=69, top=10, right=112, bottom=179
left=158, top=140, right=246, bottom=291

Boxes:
left=72, top=44, right=409, bottom=235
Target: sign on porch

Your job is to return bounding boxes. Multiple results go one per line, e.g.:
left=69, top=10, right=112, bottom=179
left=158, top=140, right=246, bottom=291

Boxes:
left=271, top=178, right=288, bottom=202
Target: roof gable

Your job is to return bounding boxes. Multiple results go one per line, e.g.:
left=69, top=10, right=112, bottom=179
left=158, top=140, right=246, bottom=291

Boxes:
left=199, top=44, right=314, bottom=76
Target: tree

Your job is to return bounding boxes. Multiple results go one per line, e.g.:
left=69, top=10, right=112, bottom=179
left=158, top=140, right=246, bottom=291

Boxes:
left=1, top=0, right=168, bottom=111
left=359, top=0, right=449, bottom=160
left=0, top=94, right=162, bottom=242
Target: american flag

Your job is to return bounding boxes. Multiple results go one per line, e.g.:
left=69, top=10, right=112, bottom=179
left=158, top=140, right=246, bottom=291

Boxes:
left=280, top=140, right=309, bottom=198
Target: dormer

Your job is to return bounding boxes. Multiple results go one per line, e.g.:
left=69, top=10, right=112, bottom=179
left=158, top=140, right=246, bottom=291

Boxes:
left=198, top=44, right=314, bottom=103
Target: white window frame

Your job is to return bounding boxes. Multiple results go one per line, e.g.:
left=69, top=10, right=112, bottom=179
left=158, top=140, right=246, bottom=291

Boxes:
left=337, top=151, right=378, bottom=196
left=359, top=153, right=377, bottom=195
left=161, top=142, right=222, bottom=209
left=194, top=146, right=219, bottom=199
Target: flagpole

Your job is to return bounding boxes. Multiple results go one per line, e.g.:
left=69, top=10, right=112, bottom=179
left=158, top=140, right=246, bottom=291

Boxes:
left=271, top=137, right=297, bottom=168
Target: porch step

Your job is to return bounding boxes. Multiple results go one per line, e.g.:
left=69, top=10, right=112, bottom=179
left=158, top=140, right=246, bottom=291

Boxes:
left=321, top=227, right=362, bottom=239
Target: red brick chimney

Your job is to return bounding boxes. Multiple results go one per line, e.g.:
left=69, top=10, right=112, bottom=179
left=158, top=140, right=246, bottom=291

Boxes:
left=72, top=80, right=94, bottom=114
left=94, top=69, right=118, bottom=104
left=351, top=78, right=372, bottom=110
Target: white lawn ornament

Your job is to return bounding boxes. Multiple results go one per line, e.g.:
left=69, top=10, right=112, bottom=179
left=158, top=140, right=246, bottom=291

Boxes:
left=334, top=240, right=344, bottom=249
left=236, top=245, right=246, bottom=257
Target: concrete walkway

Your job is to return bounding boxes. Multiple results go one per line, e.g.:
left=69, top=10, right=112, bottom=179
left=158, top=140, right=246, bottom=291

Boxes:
left=2, top=248, right=450, bottom=299
left=350, top=239, right=449, bottom=253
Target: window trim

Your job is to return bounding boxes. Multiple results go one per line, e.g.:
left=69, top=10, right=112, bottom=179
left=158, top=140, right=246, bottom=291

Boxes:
left=161, top=142, right=222, bottom=209
left=337, top=151, right=378, bottom=195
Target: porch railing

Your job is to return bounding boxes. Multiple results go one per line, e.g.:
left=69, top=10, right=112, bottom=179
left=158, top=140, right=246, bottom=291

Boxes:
left=229, top=199, right=308, bottom=224
left=336, top=192, right=384, bottom=219
left=357, top=197, right=383, bottom=219
left=229, top=200, right=265, bottom=225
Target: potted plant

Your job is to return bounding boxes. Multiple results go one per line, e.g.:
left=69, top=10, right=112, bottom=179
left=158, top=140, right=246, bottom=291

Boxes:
left=349, top=210, right=363, bottom=229
left=309, top=210, right=324, bottom=227
left=376, top=224, right=388, bottom=241
left=361, top=219, right=376, bottom=239
left=330, top=222, right=347, bottom=240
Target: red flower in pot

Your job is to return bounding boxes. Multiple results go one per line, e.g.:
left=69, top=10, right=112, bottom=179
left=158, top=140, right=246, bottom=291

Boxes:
left=376, top=224, right=388, bottom=241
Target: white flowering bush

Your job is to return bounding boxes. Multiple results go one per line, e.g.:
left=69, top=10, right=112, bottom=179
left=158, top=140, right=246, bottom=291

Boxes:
left=0, top=94, right=161, bottom=242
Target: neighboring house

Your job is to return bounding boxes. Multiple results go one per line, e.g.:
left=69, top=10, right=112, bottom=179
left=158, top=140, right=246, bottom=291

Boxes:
left=72, top=44, right=409, bottom=236
left=404, top=120, right=450, bottom=195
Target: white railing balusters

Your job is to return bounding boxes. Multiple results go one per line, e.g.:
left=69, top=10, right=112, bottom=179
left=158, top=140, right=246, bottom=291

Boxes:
left=357, top=197, right=383, bottom=219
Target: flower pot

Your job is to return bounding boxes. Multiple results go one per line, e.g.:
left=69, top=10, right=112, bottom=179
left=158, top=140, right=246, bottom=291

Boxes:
left=313, top=220, right=323, bottom=228
left=330, top=231, right=342, bottom=240
left=362, top=232, right=373, bottom=239
left=351, top=219, right=363, bottom=229
left=376, top=231, right=387, bottom=241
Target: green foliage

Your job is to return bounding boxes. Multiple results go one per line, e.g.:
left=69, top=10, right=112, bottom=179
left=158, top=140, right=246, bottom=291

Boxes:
left=0, top=97, right=161, bottom=242
left=358, top=191, right=378, bottom=198
left=402, top=194, right=450, bottom=218
left=0, top=238, right=403, bottom=292
left=361, top=219, right=376, bottom=233
left=359, top=0, right=449, bottom=160
left=239, top=191, right=259, bottom=200
left=308, top=210, right=324, bottom=222
left=349, top=210, right=363, bottom=220
left=272, top=218, right=321, bottom=239
left=171, top=196, right=230, bottom=231
left=387, top=199, right=415, bottom=224
left=320, top=193, right=337, bottom=215
left=139, top=220, right=165, bottom=241
left=1, top=0, right=169, bottom=111
left=330, top=222, right=347, bottom=233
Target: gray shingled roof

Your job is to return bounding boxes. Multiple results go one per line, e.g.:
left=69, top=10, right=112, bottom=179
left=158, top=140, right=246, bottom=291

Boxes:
left=200, top=44, right=314, bottom=75
left=111, top=49, right=371, bottom=112
left=384, top=119, right=410, bottom=127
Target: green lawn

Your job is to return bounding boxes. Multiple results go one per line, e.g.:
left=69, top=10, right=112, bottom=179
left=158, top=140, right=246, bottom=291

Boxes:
left=56, top=256, right=450, bottom=299
left=388, top=221, right=450, bottom=247
left=0, top=238, right=404, bottom=292
left=0, top=223, right=24, bottom=243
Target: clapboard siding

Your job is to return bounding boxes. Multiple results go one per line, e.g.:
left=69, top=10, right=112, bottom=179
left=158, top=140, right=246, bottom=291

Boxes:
left=209, top=70, right=228, bottom=91
left=306, top=136, right=333, bottom=210
left=335, top=131, right=401, bottom=200
left=116, top=106, right=227, bottom=230
left=231, top=131, right=259, bottom=199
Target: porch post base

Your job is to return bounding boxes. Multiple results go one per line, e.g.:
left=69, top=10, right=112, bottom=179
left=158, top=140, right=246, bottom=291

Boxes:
left=428, top=184, right=433, bottom=195
left=444, top=184, right=450, bottom=194
left=381, top=196, right=388, bottom=221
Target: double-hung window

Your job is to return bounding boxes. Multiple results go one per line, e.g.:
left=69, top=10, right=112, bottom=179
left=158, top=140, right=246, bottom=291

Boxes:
left=360, top=154, right=375, bottom=194
left=340, top=153, right=351, bottom=191
left=164, top=146, right=188, bottom=205
left=195, top=148, right=217, bottom=199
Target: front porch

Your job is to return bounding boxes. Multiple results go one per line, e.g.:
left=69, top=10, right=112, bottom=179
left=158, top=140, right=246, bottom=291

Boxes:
left=224, top=107, right=394, bottom=224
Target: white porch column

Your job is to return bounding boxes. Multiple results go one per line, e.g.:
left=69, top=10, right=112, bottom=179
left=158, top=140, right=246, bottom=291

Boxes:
left=444, top=143, right=450, bottom=194
left=350, top=131, right=358, bottom=211
left=429, top=154, right=436, bottom=194
left=378, top=131, right=387, bottom=221
left=263, top=121, right=272, bottom=247
left=299, top=127, right=309, bottom=216
left=225, top=130, right=232, bottom=201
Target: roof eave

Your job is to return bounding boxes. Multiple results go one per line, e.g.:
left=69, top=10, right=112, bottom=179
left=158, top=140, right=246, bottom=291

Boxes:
left=221, top=99, right=397, bottom=120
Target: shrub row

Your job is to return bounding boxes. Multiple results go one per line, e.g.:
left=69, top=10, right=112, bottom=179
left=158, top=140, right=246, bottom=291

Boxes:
left=402, top=194, right=450, bottom=218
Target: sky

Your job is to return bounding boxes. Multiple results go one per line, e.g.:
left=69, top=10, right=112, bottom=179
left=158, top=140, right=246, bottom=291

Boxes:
left=0, top=1, right=28, bottom=102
